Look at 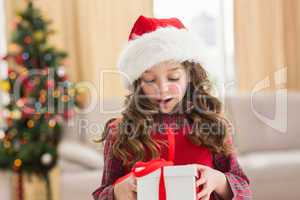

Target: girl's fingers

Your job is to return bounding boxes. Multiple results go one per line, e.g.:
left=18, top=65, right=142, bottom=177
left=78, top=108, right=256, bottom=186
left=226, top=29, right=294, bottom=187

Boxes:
left=197, top=184, right=209, bottom=199
left=197, top=164, right=207, bottom=172
left=133, top=177, right=137, bottom=185
left=132, top=191, right=137, bottom=200
left=128, top=193, right=136, bottom=200
left=130, top=183, right=137, bottom=192
left=199, top=193, right=210, bottom=200
left=196, top=177, right=206, bottom=187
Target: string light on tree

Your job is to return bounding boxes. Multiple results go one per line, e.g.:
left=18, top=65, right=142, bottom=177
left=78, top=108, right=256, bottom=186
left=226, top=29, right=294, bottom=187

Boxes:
left=41, top=153, right=53, bottom=165
left=0, top=92, right=10, bottom=106
left=0, top=129, right=5, bottom=140
left=56, top=66, right=66, bottom=77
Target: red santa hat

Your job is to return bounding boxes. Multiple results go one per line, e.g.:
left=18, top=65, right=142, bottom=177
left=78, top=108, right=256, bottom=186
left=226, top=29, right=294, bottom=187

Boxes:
left=117, top=15, right=209, bottom=90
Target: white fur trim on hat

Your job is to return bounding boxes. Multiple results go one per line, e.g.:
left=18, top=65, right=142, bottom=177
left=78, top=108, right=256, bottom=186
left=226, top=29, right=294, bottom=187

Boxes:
left=117, top=27, right=209, bottom=90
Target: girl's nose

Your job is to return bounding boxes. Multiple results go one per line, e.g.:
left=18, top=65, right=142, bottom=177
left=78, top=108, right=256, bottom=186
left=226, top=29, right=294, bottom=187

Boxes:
left=157, top=79, right=169, bottom=95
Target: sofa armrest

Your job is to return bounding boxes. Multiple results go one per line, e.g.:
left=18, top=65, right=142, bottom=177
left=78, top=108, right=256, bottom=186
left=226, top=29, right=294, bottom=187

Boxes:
left=58, top=141, right=103, bottom=170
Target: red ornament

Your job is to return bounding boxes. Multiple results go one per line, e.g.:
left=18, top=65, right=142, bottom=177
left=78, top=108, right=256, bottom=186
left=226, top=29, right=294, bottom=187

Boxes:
left=15, top=55, right=24, bottom=65
left=24, top=80, right=34, bottom=92
left=63, top=109, right=74, bottom=120
left=22, top=106, right=35, bottom=117
left=44, top=111, right=51, bottom=119
left=24, top=36, right=32, bottom=44
left=46, top=79, right=55, bottom=89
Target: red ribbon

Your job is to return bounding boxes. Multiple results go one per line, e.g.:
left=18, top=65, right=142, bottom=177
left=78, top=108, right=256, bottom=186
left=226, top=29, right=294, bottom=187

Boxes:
left=113, top=127, right=175, bottom=200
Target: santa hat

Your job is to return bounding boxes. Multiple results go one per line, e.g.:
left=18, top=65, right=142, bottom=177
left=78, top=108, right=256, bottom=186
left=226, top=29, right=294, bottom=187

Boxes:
left=117, top=15, right=209, bottom=90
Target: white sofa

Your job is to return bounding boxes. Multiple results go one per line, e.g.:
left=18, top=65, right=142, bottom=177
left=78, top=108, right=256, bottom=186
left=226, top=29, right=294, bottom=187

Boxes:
left=225, top=91, right=300, bottom=200
left=59, top=92, right=300, bottom=200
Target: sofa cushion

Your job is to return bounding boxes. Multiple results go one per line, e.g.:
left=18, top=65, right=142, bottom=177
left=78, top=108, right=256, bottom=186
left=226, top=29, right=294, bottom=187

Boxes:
left=225, top=91, right=300, bottom=154
left=238, top=150, right=300, bottom=182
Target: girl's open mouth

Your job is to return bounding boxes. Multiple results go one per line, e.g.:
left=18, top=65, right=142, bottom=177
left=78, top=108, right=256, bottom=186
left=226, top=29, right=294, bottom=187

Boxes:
left=157, top=97, right=173, bottom=106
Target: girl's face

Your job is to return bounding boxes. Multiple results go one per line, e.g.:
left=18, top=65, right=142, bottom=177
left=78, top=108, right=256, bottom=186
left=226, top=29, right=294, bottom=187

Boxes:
left=140, top=60, right=189, bottom=113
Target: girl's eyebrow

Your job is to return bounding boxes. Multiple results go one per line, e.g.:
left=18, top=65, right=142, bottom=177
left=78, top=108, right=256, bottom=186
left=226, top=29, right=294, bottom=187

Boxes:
left=145, top=66, right=180, bottom=73
left=168, top=67, right=180, bottom=71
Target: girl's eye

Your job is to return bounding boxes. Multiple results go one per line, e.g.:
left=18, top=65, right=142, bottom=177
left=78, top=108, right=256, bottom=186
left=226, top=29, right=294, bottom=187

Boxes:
left=168, top=77, right=180, bottom=81
left=143, top=79, right=155, bottom=83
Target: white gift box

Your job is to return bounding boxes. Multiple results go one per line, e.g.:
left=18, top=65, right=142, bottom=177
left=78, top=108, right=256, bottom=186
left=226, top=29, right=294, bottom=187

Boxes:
left=137, top=164, right=198, bottom=200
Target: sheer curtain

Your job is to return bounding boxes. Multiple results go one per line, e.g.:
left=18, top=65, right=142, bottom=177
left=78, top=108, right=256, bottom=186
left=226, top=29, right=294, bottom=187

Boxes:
left=234, top=0, right=300, bottom=91
left=0, top=0, right=7, bottom=79
left=153, top=0, right=236, bottom=98
left=0, top=0, right=7, bottom=130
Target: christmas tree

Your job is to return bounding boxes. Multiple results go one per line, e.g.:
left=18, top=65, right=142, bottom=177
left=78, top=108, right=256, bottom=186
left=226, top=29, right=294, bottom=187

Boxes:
left=0, top=0, right=80, bottom=184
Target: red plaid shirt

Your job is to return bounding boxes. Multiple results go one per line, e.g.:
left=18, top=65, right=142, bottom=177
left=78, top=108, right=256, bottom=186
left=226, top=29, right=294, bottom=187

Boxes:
left=92, top=117, right=252, bottom=200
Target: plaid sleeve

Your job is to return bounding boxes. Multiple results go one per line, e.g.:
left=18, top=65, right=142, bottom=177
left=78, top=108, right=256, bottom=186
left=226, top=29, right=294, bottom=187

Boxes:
left=212, top=151, right=252, bottom=200
left=92, top=120, right=125, bottom=200
left=211, top=124, right=252, bottom=200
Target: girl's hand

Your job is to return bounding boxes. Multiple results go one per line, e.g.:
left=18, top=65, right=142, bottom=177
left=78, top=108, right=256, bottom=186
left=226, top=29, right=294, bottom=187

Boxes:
left=113, top=174, right=137, bottom=200
left=196, top=164, right=228, bottom=200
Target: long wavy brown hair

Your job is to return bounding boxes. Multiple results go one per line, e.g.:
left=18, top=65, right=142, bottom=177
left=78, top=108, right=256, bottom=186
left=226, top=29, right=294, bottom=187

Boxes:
left=98, top=61, right=234, bottom=169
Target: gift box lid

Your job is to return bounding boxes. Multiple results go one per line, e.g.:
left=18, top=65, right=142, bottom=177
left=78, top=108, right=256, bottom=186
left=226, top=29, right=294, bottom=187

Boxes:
left=136, top=164, right=198, bottom=179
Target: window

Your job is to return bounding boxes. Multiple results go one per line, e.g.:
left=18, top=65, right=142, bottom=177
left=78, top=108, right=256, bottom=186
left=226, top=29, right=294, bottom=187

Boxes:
left=154, top=0, right=235, bottom=97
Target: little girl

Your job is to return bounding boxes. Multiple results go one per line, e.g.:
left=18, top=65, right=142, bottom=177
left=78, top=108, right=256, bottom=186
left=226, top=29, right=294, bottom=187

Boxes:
left=92, top=15, right=252, bottom=200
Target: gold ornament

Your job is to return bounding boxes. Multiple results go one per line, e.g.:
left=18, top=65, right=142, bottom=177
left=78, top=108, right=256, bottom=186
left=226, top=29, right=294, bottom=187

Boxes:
left=34, top=31, right=44, bottom=41
left=48, top=119, right=56, bottom=128
left=3, top=140, right=11, bottom=148
left=9, top=71, right=17, bottom=80
left=14, top=159, right=22, bottom=167
left=0, top=80, right=11, bottom=92
left=27, top=120, right=35, bottom=128
left=53, top=89, right=60, bottom=98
